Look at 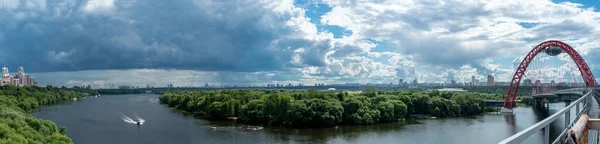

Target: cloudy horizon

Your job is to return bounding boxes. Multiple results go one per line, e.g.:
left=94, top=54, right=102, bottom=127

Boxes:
left=2, top=0, right=600, bottom=88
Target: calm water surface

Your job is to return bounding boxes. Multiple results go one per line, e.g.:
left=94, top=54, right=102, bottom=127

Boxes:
left=32, top=94, right=572, bottom=144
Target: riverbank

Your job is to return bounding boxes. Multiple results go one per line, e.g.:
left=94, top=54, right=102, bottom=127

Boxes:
left=159, top=89, right=489, bottom=128
left=0, top=85, right=94, bottom=144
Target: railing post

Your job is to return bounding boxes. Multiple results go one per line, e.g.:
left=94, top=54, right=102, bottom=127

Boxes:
left=565, top=100, right=571, bottom=128
left=577, top=102, right=580, bottom=114
left=544, top=125, right=550, bottom=144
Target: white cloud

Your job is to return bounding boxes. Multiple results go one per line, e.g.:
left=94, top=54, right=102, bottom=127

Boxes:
left=6, top=0, right=600, bottom=86
left=0, top=0, right=20, bottom=9
left=317, top=0, right=600, bottom=82
left=82, top=0, right=115, bottom=13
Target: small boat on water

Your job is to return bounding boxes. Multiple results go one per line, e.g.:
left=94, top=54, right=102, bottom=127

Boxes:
left=245, top=126, right=263, bottom=131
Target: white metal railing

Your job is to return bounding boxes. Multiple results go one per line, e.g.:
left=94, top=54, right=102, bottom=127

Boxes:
left=498, top=89, right=594, bottom=144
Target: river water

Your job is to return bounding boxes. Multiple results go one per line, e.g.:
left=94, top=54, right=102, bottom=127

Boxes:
left=32, top=94, right=573, bottom=144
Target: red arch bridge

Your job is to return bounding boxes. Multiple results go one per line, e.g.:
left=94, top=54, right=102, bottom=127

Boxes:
left=501, top=40, right=597, bottom=112
left=498, top=40, right=600, bottom=144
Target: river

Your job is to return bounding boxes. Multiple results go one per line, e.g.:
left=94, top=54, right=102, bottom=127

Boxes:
left=32, top=94, right=573, bottom=144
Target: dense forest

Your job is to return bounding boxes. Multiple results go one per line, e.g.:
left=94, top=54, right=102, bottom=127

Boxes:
left=0, top=85, right=94, bottom=144
left=159, top=88, right=491, bottom=128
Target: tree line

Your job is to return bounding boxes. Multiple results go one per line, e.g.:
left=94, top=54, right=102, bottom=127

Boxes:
left=0, top=85, right=93, bottom=144
left=159, top=88, right=489, bottom=128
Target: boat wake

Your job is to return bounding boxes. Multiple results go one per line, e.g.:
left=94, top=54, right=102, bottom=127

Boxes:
left=118, top=110, right=145, bottom=125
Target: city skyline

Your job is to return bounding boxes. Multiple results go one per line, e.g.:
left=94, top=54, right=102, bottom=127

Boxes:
left=100, top=74, right=586, bottom=89
left=1, top=66, right=37, bottom=87
left=2, top=0, right=600, bottom=88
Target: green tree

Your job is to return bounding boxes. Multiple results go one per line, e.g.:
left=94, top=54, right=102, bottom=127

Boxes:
left=451, top=93, right=485, bottom=115
left=263, top=94, right=291, bottom=124
left=59, top=127, right=67, bottom=135
left=362, top=88, right=377, bottom=98
left=240, top=99, right=266, bottom=122
left=207, top=102, right=230, bottom=119
left=412, top=94, right=432, bottom=114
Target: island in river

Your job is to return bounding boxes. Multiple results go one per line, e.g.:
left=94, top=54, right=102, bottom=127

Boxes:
left=159, top=88, right=494, bottom=128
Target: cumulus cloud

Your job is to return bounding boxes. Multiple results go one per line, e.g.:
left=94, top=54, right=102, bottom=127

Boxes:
left=0, top=0, right=355, bottom=73
left=3, top=0, right=600, bottom=86
left=318, top=0, right=600, bottom=82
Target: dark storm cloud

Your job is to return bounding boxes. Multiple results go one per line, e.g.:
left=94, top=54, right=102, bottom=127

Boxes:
left=0, top=0, right=322, bottom=73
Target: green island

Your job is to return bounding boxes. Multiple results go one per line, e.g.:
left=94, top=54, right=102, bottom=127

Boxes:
left=158, top=88, right=509, bottom=127
left=0, top=85, right=97, bottom=144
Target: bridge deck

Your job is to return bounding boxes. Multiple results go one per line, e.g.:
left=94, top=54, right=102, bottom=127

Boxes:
left=531, top=88, right=587, bottom=100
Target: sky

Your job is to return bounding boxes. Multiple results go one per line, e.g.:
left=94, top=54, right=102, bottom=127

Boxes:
left=1, top=0, right=600, bottom=88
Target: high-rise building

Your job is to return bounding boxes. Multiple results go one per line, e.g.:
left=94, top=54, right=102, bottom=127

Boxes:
left=487, top=75, right=494, bottom=86
left=2, top=67, right=8, bottom=78
left=399, top=79, right=403, bottom=85
left=2, top=67, right=8, bottom=85
left=17, top=66, right=24, bottom=77
left=24, top=75, right=30, bottom=86
left=451, top=80, right=456, bottom=86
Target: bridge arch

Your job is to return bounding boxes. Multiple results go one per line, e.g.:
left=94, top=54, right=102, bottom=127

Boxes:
left=503, top=40, right=597, bottom=111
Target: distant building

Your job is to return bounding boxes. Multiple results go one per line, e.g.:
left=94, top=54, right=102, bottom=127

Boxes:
left=487, top=75, right=494, bottom=86
left=399, top=79, right=403, bottom=85
left=494, top=82, right=510, bottom=86
left=471, top=76, right=476, bottom=86
left=343, top=83, right=358, bottom=86
left=0, top=66, right=36, bottom=87
left=523, top=79, right=532, bottom=86
left=436, top=88, right=467, bottom=92
left=118, top=85, right=131, bottom=89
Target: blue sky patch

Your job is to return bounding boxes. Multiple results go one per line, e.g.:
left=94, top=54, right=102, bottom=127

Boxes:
left=516, top=22, right=540, bottom=29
